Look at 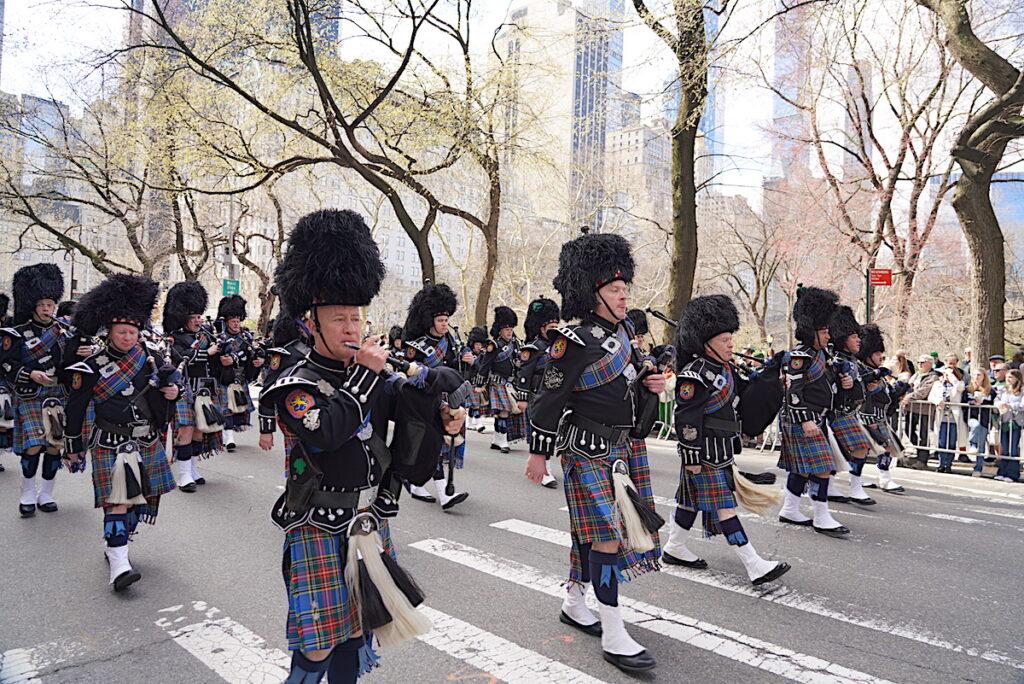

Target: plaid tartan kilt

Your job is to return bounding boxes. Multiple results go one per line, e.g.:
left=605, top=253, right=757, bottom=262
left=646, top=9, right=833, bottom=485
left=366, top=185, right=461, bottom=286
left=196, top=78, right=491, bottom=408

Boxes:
left=218, top=382, right=253, bottom=431
left=172, top=387, right=223, bottom=459
left=173, top=388, right=195, bottom=428
left=283, top=519, right=396, bottom=653
left=88, top=430, right=176, bottom=510
left=440, top=430, right=466, bottom=469
left=13, top=386, right=66, bottom=454
left=829, top=411, right=871, bottom=457
left=678, top=463, right=737, bottom=513
left=507, top=410, right=529, bottom=443
left=778, top=419, right=834, bottom=475
left=563, top=438, right=661, bottom=585
left=488, top=382, right=515, bottom=414
left=469, top=387, right=488, bottom=413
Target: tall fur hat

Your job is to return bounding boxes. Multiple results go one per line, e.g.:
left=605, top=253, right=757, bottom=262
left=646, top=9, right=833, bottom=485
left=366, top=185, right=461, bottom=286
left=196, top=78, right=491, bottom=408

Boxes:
left=162, top=281, right=208, bottom=333
left=57, top=300, right=77, bottom=319
left=12, top=264, right=64, bottom=324
left=73, top=274, right=159, bottom=335
left=467, top=325, right=488, bottom=346
left=403, top=283, right=457, bottom=341
left=828, top=305, right=861, bottom=350
left=625, top=309, right=649, bottom=337
left=274, top=209, right=385, bottom=316
left=856, top=323, right=885, bottom=362
left=0, top=293, right=10, bottom=321
left=490, top=305, right=518, bottom=339
left=271, top=310, right=304, bottom=347
left=217, top=295, right=247, bottom=321
left=388, top=325, right=403, bottom=347
left=675, top=294, right=740, bottom=360
left=793, top=285, right=839, bottom=346
left=553, top=231, right=634, bottom=321
left=524, top=297, right=559, bottom=340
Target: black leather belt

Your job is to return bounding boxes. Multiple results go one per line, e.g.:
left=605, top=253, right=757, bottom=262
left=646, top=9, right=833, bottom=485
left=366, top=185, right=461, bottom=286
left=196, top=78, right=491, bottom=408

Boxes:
left=564, top=413, right=631, bottom=445
left=704, top=416, right=740, bottom=434
left=95, top=417, right=153, bottom=438
left=309, top=489, right=363, bottom=509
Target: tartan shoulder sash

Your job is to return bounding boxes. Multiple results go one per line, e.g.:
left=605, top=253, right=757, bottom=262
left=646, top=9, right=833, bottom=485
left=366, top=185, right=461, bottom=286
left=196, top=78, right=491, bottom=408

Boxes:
left=573, top=327, right=631, bottom=391
left=92, top=345, right=147, bottom=403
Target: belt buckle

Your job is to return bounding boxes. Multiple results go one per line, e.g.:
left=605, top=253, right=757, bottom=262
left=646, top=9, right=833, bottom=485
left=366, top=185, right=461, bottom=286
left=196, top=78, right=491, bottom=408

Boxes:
left=357, top=487, right=376, bottom=511
left=131, top=424, right=150, bottom=438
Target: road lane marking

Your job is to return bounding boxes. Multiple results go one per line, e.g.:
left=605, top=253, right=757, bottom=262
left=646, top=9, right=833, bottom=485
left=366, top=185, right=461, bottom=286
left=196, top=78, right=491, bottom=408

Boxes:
left=411, top=537, right=896, bottom=684
left=491, top=518, right=1024, bottom=673
left=0, top=640, right=86, bottom=684
left=910, top=512, right=1024, bottom=532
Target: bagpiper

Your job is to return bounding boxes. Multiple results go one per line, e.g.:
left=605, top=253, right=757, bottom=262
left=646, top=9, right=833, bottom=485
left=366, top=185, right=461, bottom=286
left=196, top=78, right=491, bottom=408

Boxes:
left=1, top=264, right=68, bottom=517
left=856, top=323, right=906, bottom=493
left=484, top=305, right=520, bottom=454
left=0, top=293, right=11, bottom=469
left=257, top=311, right=310, bottom=459
left=401, top=283, right=470, bottom=510
left=63, top=274, right=181, bottom=591
left=163, top=281, right=223, bottom=492
left=513, top=296, right=560, bottom=488
left=826, top=305, right=876, bottom=505
left=464, top=325, right=490, bottom=433
left=215, top=294, right=264, bottom=452
left=776, top=286, right=850, bottom=537
left=663, top=295, right=791, bottom=584
left=262, top=209, right=461, bottom=683
left=526, top=230, right=664, bottom=673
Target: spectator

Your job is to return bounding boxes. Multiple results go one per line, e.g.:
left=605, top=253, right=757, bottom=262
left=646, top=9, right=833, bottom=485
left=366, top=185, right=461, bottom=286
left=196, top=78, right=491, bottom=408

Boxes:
left=964, top=368, right=996, bottom=477
left=989, top=354, right=1006, bottom=381
left=994, top=369, right=1024, bottom=482
left=928, top=365, right=965, bottom=473
left=993, top=363, right=1008, bottom=390
left=930, top=351, right=943, bottom=369
left=1010, top=349, right=1024, bottom=370
left=962, top=348, right=972, bottom=378
left=903, top=355, right=940, bottom=469
left=889, top=350, right=914, bottom=381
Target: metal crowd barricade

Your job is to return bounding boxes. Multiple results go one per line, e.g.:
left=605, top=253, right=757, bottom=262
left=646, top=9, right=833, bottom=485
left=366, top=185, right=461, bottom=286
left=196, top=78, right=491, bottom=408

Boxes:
left=897, top=399, right=1021, bottom=463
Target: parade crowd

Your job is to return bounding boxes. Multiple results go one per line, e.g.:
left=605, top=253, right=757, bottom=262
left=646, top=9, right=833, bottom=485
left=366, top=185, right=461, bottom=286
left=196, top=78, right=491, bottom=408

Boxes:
left=0, top=210, right=997, bottom=682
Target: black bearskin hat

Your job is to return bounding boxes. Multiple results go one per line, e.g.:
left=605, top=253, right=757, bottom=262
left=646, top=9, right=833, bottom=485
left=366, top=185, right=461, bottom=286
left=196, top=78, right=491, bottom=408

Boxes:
left=857, top=323, right=885, bottom=362
left=271, top=311, right=303, bottom=347
left=12, top=264, right=64, bottom=324
left=524, top=297, right=559, bottom=340
left=217, top=294, right=247, bottom=321
left=625, top=309, right=649, bottom=337
left=828, top=305, right=860, bottom=350
left=793, top=285, right=839, bottom=346
left=403, top=283, right=457, bottom=341
left=73, top=274, right=159, bottom=335
left=553, top=231, right=634, bottom=321
left=274, top=209, right=385, bottom=316
left=162, top=281, right=208, bottom=333
left=490, top=305, right=518, bottom=339
left=467, top=325, right=488, bottom=346
left=388, top=325, right=403, bottom=347
left=675, top=295, right=740, bottom=360
left=0, top=293, right=9, bottom=321
left=57, top=300, right=77, bottom=319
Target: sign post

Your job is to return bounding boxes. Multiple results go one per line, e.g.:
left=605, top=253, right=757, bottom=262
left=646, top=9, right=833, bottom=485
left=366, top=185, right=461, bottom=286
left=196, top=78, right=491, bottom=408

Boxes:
left=222, top=279, right=240, bottom=297
left=865, top=268, right=892, bottom=323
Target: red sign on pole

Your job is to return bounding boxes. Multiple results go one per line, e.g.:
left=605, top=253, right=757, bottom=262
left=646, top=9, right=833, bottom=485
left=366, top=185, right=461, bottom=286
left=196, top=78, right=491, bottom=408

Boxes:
left=869, top=268, right=893, bottom=287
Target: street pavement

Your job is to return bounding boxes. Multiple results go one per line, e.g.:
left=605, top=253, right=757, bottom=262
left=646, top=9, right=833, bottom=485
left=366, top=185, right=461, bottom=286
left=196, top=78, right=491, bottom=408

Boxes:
left=1, top=425, right=1023, bottom=684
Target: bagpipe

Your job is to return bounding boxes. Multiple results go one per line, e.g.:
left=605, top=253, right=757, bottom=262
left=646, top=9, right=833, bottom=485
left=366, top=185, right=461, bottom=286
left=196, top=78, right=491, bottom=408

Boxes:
left=630, top=345, right=676, bottom=439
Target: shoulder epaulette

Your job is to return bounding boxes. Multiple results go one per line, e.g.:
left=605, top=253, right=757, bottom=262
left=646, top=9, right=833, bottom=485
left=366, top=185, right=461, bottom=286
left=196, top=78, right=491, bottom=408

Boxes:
left=553, top=326, right=585, bottom=347
left=65, top=360, right=95, bottom=374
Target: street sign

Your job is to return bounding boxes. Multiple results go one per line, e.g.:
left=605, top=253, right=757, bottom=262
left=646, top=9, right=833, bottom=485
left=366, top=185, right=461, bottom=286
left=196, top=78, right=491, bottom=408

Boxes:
left=222, top=279, right=240, bottom=296
left=868, top=268, right=892, bottom=287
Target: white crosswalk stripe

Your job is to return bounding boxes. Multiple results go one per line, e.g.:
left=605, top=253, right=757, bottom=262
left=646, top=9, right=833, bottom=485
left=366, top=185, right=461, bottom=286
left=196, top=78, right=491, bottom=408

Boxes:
left=410, top=537, right=897, bottom=684
left=0, top=640, right=86, bottom=684
left=491, top=517, right=1024, bottom=672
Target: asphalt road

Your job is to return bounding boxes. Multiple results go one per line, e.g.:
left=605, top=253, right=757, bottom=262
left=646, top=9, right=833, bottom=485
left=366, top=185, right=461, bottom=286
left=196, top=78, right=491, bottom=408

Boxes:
left=1, top=424, right=1023, bottom=684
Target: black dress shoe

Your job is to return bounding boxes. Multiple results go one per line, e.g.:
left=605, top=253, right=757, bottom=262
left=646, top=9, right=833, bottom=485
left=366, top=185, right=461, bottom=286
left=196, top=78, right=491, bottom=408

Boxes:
left=113, top=569, right=142, bottom=592
left=779, top=515, right=813, bottom=527
left=476, top=426, right=486, bottom=433
left=37, top=501, right=58, bottom=513
left=409, top=491, right=437, bottom=503
left=194, top=477, right=206, bottom=486
left=489, top=443, right=501, bottom=450
left=542, top=478, right=559, bottom=489
left=225, top=443, right=236, bottom=453
left=19, top=503, right=36, bottom=518
left=441, top=492, right=469, bottom=511
left=500, top=446, right=510, bottom=454
left=881, top=485, right=905, bottom=494
left=179, top=482, right=197, bottom=493
left=813, top=524, right=850, bottom=538
left=559, top=611, right=601, bottom=636
left=849, top=496, right=876, bottom=506
left=0, top=462, right=5, bottom=471
left=753, top=561, right=791, bottom=586
left=661, top=551, right=708, bottom=569
left=827, top=495, right=850, bottom=503
left=603, top=649, right=656, bottom=672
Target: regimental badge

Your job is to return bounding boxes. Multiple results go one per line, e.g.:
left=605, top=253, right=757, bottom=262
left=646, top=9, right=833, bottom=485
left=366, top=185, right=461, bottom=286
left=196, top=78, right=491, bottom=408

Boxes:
left=682, top=425, right=698, bottom=441
left=520, top=349, right=531, bottom=362
left=96, top=355, right=109, bottom=366
left=543, top=365, right=564, bottom=390
left=270, top=354, right=281, bottom=370
left=71, top=373, right=82, bottom=390
left=549, top=337, right=567, bottom=359
left=286, top=389, right=314, bottom=419
left=302, top=407, right=321, bottom=431
left=317, top=379, right=335, bottom=397
left=791, top=358, right=804, bottom=370
left=679, top=382, right=695, bottom=400
left=1, top=336, right=10, bottom=351
left=790, top=393, right=800, bottom=405
left=589, top=325, right=606, bottom=340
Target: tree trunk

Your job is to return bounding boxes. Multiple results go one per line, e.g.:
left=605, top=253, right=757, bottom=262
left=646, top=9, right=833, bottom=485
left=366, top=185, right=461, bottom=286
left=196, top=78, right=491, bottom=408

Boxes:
left=952, top=171, right=1005, bottom=357
left=667, top=119, right=699, bottom=327
left=474, top=228, right=498, bottom=327
left=258, top=287, right=276, bottom=333
left=891, top=270, right=915, bottom=350
left=411, top=231, right=436, bottom=285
